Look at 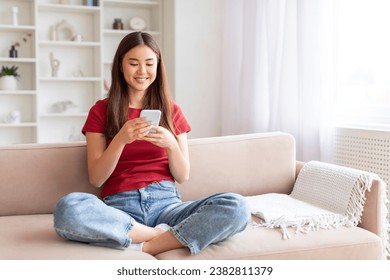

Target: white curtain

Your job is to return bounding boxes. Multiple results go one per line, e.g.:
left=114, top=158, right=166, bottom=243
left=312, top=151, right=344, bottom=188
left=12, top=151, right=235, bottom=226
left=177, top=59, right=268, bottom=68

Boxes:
left=220, top=0, right=335, bottom=162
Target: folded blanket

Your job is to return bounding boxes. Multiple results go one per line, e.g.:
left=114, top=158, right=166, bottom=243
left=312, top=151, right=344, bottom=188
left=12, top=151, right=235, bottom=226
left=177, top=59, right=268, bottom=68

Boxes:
left=246, top=160, right=390, bottom=257
left=246, top=193, right=350, bottom=239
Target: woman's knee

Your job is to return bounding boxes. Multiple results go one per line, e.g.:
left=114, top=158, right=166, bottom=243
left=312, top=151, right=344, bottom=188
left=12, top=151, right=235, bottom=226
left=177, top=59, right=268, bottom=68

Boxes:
left=54, top=192, right=98, bottom=227
left=214, top=193, right=251, bottom=226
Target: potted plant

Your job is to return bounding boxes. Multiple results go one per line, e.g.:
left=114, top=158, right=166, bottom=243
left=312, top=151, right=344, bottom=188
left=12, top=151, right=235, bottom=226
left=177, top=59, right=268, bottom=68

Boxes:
left=0, top=65, right=20, bottom=90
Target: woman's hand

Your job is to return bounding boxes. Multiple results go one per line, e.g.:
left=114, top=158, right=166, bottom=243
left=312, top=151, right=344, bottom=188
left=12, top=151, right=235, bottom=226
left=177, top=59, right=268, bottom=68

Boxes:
left=116, top=117, right=152, bottom=144
left=144, top=126, right=190, bottom=184
left=142, top=126, right=176, bottom=150
left=86, top=118, right=151, bottom=188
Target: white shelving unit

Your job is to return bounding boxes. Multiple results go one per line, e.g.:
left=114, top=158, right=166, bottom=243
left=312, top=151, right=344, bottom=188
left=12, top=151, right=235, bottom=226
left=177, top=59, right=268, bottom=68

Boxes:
left=0, top=0, right=163, bottom=144
left=35, top=0, right=102, bottom=143
left=0, top=0, right=37, bottom=144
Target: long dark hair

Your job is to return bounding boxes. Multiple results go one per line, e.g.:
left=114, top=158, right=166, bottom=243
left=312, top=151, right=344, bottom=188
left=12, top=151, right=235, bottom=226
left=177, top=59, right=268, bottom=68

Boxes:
left=105, top=32, right=175, bottom=139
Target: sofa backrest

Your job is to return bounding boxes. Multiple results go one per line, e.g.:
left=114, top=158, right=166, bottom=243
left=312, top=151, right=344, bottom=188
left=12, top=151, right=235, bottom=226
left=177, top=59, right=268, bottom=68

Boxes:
left=177, top=132, right=296, bottom=201
left=0, top=132, right=296, bottom=216
left=0, top=142, right=99, bottom=216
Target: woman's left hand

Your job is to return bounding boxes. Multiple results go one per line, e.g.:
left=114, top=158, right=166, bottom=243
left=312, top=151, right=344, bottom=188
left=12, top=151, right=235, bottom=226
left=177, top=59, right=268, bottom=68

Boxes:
left=142, top=126, right=176, bottom=150
left=144, top=126, right=190, bottom=184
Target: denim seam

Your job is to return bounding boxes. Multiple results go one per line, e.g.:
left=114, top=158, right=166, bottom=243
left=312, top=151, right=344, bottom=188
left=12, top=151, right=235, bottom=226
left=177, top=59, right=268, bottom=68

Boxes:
left=122, top=216, right=134, bottom=248
left=54, top=227, right=112, bottom=243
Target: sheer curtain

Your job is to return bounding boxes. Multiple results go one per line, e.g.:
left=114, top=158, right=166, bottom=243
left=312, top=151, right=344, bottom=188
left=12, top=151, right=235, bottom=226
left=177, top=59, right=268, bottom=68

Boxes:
left=220, top=0, right=335, bottom=162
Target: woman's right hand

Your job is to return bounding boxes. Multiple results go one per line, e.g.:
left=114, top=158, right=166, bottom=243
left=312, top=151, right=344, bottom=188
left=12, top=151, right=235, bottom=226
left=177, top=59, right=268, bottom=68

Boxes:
left=116, top=117, right=152, bottom=144
left=86, top=117, right=151, bottom=188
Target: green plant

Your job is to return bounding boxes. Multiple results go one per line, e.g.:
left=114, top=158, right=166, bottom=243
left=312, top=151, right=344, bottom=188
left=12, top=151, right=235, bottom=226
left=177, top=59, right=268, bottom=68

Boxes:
left=0, top=66, right=20, bottom=79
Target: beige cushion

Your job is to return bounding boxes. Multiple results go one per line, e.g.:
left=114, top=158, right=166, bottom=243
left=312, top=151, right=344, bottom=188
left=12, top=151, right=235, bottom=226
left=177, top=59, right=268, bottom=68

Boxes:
left=0, top=142, right=99, bottom=216
left=156, top=221, right=384, bottom=260
left=0, top=214, right=383, bottom=260
left=178, top=132, right=296, bottom=200
left=0, top=215, right=155, bottom=260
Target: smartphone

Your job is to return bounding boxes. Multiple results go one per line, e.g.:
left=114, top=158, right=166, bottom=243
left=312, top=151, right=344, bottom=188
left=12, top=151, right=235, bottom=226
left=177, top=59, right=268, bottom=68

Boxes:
left=140, top=109, right=161, bottom=133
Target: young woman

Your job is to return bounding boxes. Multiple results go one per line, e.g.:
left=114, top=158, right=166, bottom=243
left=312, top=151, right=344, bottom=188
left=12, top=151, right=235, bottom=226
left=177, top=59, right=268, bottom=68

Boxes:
left=53, top=32, right=250, bottom=256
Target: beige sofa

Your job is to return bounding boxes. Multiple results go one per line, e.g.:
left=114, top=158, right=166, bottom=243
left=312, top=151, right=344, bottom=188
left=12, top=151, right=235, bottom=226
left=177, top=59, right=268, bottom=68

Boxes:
left=0, top=132, right=386, bottom=260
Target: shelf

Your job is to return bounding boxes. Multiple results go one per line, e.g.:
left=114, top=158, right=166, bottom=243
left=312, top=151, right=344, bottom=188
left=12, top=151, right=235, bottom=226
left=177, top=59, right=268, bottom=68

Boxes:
left=0, top=122, right=37, bottom=128
left=0, top=58, right=36, bottom=63
left=40, top=113, right=87, bottom=118
left=0, top=25, right=35, bottom=32
left=0, top=90, right=36, bottom=95
left=37, top=4, right=100, bottom=14
left=103, top=0, right=160, bottom=7
left=39, top=40, right=101, bottom=47
left=38, top=77, right=101, bottom=82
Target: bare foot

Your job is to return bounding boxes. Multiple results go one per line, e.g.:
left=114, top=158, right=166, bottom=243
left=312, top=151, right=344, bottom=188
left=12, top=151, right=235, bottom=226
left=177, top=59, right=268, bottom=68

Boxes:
left=142, top=231, right=184, bottom=256
left=128, top=222, right=166, bottom=243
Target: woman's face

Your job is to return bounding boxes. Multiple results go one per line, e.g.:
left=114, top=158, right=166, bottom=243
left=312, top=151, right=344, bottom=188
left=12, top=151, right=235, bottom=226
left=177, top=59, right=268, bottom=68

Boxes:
left=121, top=44, right=158, bottom=95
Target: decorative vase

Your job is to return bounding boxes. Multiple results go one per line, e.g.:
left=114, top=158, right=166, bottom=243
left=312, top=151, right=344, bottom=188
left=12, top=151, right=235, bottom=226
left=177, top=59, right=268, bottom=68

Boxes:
left=4, top=110, right=21, bottom=124
left=113, top=18, right=124, bottom=30
left=9, top=45, right=18, bottom=58
left=11, top=6, right=18, bottom=26
left=0, top=76, right=18, bottom=90
left=84, top=0, right=98, bottom=6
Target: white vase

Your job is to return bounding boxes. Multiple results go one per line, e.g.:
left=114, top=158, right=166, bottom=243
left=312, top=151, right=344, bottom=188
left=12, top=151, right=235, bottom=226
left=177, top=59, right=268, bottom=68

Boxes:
left=0, top=76, right=18, bottom=90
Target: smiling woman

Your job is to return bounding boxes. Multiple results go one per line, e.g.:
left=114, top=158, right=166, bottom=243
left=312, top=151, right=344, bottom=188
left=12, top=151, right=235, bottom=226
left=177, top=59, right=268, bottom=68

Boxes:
left=106, top=32, right=175, bottom=139
left=53, top=31, right=250, bottom=256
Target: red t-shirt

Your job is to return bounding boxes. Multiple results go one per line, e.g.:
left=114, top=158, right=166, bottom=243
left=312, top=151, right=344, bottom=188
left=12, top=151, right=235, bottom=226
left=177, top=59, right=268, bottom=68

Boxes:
left=82, top=99, right=191, bottom=198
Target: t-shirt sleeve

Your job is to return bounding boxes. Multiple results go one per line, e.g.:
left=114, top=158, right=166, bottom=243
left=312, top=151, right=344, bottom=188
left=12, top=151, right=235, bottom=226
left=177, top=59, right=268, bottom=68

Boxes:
left=81, top=99, right=107, bottom=135
left=172, top=103, right=191, bottom=135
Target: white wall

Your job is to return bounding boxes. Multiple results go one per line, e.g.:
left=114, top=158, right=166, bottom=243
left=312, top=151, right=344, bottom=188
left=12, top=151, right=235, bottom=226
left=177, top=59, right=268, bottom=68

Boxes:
left=173, top=0, right=224, bottom=138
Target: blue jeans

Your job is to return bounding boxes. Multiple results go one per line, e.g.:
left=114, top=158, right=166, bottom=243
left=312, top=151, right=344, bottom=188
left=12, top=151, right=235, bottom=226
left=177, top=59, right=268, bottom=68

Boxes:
left=53, top=181, right=250, bottom=254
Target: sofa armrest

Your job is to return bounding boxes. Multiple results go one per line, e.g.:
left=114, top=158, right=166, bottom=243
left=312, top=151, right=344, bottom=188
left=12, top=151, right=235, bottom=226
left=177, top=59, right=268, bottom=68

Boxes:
left=295, top=161, right=384, bottom=238
left=295, top=161, right=304, bottom=180
left=359, top=179, right=385, bottom=237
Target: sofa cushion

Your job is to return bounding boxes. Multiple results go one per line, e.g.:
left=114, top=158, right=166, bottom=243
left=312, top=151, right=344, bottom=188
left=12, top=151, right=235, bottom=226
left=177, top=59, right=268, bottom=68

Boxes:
left=0, top=214, right=383, bottom=260
left=0, top=142, right=99, bottom=216
left=0, top=214, right=155, bottom=260
left=177, top=132, right=296, bottom=201
left=156, top=222, right=385, bottom=260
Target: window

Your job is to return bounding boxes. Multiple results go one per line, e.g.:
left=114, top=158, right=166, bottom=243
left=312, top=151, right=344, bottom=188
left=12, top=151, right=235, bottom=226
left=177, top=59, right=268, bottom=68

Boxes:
left=335, top=0, right=390, bottom=128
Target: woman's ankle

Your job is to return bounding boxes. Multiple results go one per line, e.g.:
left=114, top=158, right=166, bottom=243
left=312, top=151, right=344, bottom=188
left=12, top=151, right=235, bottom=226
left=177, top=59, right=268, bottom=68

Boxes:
left=141, top=231, right=184, bottom=256
left=128, top=223, right=163, bottom=243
